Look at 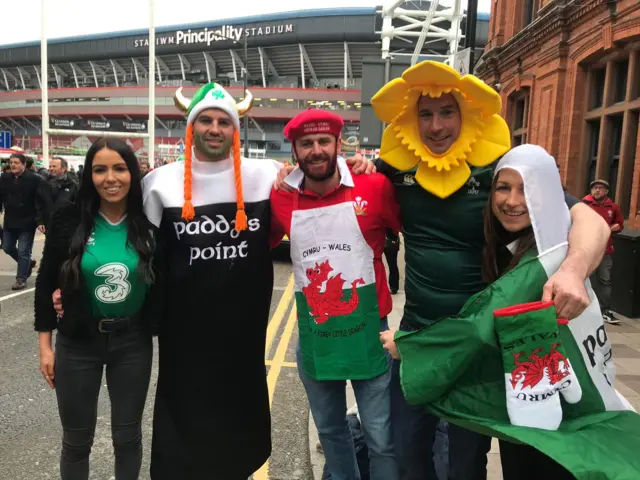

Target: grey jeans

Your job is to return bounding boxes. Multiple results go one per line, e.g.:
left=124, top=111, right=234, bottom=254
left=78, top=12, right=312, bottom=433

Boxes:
left=54, top=327, right=153, bottom=480
left=591, top=254, right=613, bottom=312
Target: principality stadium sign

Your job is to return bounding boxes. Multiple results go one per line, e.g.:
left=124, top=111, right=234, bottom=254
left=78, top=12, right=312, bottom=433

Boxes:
left=133, top=23, right=294, bottom=48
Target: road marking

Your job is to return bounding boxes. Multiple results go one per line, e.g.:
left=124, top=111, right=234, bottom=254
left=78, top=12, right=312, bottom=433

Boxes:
left=264, top=360, right=296, bottom=368
left=264, top=274, right=294, bottom=358
left=254, top=302, right=298, bottom=480
left=0, top=287, right=35, bottom=302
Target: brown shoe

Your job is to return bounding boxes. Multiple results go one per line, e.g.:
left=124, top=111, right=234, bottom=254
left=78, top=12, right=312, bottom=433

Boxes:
left=11, top=280, right=26, bottom=291
left=28, top=260, right=37, bottom=277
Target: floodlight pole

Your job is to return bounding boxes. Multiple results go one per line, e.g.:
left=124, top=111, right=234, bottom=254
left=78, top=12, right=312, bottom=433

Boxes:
left=243, top=34, right=249, bottom=157
left=148, top=0, right=156, bottom=168
left=40, top=0, right=156, bottom=168
left=40, top=0, right=49, bottom=167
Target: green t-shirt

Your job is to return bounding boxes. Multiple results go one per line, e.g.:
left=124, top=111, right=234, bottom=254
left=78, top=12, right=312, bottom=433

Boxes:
left=81, top=213, right=149, bottom=318
left=388, top=164, right=494, bottom=328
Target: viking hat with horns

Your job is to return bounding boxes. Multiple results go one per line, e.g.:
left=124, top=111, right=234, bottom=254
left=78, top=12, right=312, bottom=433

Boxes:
left=174, top=83, right=253, bottom=230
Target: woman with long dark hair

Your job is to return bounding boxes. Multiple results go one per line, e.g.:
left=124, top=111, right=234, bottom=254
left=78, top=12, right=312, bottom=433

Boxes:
left=34, top=137, right=164, bottom=480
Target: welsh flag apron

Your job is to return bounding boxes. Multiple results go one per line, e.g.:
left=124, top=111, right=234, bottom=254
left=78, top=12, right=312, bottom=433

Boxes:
left=290, top=187, right=388, bottom=381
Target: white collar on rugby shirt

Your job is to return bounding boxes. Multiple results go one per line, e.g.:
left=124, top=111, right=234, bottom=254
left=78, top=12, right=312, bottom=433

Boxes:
left=284, top=156, right=355, bottom=191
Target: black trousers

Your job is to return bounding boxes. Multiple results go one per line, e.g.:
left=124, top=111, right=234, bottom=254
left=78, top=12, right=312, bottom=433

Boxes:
left=54, top=327, right=153, bottom=480
left=384, top=245, right=400, bottom=292
left=499, top=440, right=575, bottom=479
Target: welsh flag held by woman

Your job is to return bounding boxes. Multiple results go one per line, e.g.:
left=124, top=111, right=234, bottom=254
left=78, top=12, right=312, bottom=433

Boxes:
left=396, top=145, right=640, bottom=479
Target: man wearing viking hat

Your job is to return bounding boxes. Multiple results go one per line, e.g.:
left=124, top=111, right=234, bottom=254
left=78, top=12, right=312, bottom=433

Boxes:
left=276, top=61, right=611, bottom=479
left=142, top=83, right=374, bottom=479
left=142, top=83, right=278, bottom=479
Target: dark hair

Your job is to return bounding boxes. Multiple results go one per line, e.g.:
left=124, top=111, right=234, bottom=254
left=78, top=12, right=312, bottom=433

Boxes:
left=9, top=153, right=27, bottom=165
left=482, top=172, right=536, bottom=284
left=26, top=158, right=34, bottom=169
left=52, top=157, right=68, bottom=169
left=60, top=137, right=156, bottom=290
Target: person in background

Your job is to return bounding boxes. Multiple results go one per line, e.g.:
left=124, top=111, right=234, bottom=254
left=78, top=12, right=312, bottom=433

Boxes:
left=582, top=179, right=624, bottom=325
left=139, top=159, right=150, bottom=177
left=77, top=164, right=84, bottom=185
left=37, top=157, right=79, bottom=232
left=26, top=157, right=50, bottom=180
left=34, top=137, right=164, bottom=480
left=0, top=152, right=43, bottom=290
left=67, top=165, right=79, bottom=183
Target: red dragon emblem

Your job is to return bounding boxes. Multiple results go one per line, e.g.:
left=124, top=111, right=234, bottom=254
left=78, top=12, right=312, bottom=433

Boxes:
left=510, top=344, right=572, bottom=390
left=302, top=260, right=364, bottom=324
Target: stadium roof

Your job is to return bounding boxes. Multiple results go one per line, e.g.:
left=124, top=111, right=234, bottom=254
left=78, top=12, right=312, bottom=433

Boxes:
left=0, top=7, right=490, bottom=91
left=3, top=7, right=489, bottom=48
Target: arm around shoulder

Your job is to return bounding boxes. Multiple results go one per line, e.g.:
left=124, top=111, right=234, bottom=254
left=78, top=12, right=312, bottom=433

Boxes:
left=565, top=202, right=610, bottom=277
left=142, top=226, right=167, bottom=335
left=380, top=175, right=402, bottom=234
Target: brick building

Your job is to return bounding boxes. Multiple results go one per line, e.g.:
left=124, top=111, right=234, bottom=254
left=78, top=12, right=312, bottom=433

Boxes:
left=476, top=0, right=640, bottom=229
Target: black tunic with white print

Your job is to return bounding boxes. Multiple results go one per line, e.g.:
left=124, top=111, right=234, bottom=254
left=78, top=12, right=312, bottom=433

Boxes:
left=143, top=156, right=281, bottom=479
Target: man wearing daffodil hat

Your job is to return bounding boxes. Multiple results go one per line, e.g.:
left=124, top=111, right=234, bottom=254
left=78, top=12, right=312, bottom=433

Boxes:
left=367, top=61, right=611, bottom=479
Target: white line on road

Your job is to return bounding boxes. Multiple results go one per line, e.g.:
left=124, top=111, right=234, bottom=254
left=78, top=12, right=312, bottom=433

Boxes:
left=0, top=288, right=35, bottom=302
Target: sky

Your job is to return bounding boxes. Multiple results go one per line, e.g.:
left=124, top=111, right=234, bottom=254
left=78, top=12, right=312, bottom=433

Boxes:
left=1, top=0, right=491, bottom=46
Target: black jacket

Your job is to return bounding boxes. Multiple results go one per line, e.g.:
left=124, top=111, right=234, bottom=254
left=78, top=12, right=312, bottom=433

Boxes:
left=34, top=203, right=166, bottom=339
left=36, top=175, right=79, bottom=228
left=0, top=170, right=45, bottom=230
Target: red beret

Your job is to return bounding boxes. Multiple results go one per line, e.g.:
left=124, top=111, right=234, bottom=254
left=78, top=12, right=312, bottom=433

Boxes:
left=284, top=108, right=344, bottom=142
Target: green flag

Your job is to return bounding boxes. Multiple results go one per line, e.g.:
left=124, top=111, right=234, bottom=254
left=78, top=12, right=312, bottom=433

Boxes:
left=396, top=248, right=640, bottom=479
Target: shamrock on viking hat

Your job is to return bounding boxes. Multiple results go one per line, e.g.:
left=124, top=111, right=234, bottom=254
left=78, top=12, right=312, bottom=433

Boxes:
left=371, top=61, right=511, bottom=198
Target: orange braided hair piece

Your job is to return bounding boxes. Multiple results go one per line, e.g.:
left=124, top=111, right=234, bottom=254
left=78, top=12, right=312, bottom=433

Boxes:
left=233, top=130, right=248, bottom=232
left=181, top=123, right=195, bottom=221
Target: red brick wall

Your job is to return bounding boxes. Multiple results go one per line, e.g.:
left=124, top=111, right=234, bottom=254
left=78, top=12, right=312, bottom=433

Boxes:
left=478, top=0, right=640, bottom=229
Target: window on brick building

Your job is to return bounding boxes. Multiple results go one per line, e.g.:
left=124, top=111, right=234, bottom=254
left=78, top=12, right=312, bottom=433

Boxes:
left=586, top=120, right=600, bottom=191
left=591, top=68, right=606, bottom=109
left=583, top=53, right=638, bottom=217
left=509, top=93, right=529, bottom=146
left=608, top=115, right=623, bottom=201
left=522, top=0, right=537, bottom=28
left=614, top=60, right=629, bottom=103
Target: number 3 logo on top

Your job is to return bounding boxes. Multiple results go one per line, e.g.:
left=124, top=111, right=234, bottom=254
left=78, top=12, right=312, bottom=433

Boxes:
left=94, top=262, right=132, bottom=303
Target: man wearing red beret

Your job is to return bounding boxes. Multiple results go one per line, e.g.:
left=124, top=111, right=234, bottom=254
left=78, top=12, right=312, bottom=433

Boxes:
left=270, top=108, right=402, bottom=479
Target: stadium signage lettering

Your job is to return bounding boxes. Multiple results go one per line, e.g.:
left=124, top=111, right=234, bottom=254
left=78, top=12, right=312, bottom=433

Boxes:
left=133, top=24, right=294, bottom=48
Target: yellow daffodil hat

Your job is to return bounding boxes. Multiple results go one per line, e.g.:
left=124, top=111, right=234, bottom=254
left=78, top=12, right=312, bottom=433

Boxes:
left=371, top=61, right=511, bottom=198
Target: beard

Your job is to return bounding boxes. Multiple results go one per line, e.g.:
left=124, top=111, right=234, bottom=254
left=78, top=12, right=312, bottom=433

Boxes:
left=299, top=152, right=338, bottom=182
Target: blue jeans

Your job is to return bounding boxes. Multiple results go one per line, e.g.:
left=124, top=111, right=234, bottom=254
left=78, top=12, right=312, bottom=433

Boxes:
left=390, top=357, right=447, bottom=480
left=2, top=228, right=35, bottom=281
left=298, top=317, right=398, bottom=480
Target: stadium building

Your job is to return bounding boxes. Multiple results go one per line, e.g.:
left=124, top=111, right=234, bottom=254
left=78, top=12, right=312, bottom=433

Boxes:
left=0, top=5, right=489, bottom=163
